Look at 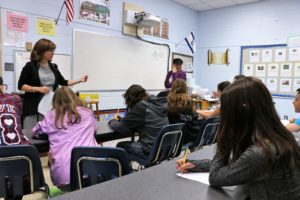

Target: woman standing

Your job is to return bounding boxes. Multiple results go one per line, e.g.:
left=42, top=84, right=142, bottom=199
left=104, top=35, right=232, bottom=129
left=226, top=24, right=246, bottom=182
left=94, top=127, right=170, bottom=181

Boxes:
left=18, top=38, right=87, bottom=129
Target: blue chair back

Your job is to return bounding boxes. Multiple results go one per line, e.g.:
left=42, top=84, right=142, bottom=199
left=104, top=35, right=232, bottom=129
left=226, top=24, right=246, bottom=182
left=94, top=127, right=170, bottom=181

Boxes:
left=129, top=123, right=184, bottom=168
left=0, top=145, right=49, bottom=199
left=188, top=117, right=220, bottom=151
left=70, top=147, right=131, bottom=191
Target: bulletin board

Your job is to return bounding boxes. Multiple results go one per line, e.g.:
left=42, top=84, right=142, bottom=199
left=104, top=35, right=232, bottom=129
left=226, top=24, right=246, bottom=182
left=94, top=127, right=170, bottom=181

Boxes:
left=14, top=50, right=71, bottom=92
left=240, top=44, right=300, bottom=97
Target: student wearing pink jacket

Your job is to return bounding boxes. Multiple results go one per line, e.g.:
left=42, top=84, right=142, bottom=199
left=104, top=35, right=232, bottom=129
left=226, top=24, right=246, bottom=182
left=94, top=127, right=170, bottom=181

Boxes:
left=32, top=86, right=98, bottom=190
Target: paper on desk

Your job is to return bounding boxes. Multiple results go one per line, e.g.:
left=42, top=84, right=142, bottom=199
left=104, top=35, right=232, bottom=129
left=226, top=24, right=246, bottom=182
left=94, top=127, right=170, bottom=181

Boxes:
left=176, top=172, right=237, bottom=191
left=38, top=90, right=54, bottom=116
left=281, top=119, right=290, bottom=126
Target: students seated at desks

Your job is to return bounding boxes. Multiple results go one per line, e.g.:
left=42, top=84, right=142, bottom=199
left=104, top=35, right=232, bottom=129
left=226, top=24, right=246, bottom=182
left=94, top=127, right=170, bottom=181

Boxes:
left=196, top=81, right=231, bottom=118
left=0, top=76, right=30, bottom=145
left=167, top=79, right=202, bottom=145
left=286, top=88, right=300, bottom=132
left=177, top=77, right=300, bottom=200
left=109, top=85, right=168, bottom=158
left=31, top=86, right=98, bottom=190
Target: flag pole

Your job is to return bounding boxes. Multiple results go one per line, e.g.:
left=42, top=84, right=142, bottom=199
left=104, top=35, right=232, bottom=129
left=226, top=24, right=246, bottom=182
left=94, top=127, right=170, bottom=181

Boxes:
left=175, top=38, right=185, bottom=47
left=55, top=1, right=65, bottom=25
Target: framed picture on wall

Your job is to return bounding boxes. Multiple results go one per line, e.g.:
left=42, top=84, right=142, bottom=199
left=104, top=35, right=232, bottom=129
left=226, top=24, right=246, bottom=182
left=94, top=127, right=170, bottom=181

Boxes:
left=172, top=52, right=193, bottom=73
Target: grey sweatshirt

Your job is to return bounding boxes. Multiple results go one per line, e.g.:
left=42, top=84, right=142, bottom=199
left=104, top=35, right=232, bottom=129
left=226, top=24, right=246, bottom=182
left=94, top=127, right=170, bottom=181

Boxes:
left=189, top=145, right=300, bottom=200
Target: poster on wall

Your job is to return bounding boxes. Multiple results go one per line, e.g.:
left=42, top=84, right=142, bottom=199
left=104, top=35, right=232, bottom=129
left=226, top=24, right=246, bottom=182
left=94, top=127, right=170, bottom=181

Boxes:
left=280, top=63, right=292, bottom=77
left=294, top=63, right=300, bottom=77
left=249, top=50, right=259, bottom=63
left=262, top=49, right=272, bottom=62
left=266, top=78, right=278, bottom=92
left=6, top=11, right=28, bottom=32
left=80, top=0, right=110, bottom=25
left=4, top=30, right=25, bottom=47
left=243, top=64, right=254, bottom=76
left=279, top=79, right=292, bottom=92
left=255, top=64, right=266, bottom=77
left=37, top=18, right=56, bottom=36
left=293, top=79, right=300, bottom=91
left=267, top=63, right=279, bottom=77
left=275, top=48, right=286, bottom=62
left=288, top=48, right=300, bottom=61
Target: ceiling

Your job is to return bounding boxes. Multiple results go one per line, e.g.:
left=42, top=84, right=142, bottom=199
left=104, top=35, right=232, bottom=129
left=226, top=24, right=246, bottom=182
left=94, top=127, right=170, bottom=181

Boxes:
left=172, top=0, right=264, bottom=11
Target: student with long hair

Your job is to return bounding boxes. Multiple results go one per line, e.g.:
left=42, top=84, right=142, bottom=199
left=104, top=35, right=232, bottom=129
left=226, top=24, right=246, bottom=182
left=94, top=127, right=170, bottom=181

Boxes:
left=18, top=38, right=88, bottom=129
left=168, top=79, right=201, bottom=145
left=177, top=77, right=300, bottom=199
left=109, top=84, right=168, bottom=158
left=32, top=86, right=97, bottom=189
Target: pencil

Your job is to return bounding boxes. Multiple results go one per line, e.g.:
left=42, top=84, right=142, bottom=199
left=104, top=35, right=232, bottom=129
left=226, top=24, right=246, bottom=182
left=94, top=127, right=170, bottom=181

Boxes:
left=115, top=108, right=120, bottom=119
left=183, top=148, right=189, bottom=164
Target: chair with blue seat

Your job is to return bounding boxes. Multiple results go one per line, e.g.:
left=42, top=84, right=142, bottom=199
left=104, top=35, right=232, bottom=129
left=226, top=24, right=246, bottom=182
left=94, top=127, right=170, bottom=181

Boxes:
left=0, top=145, right=50, bottom=200
left=70, top=147, right=131, bottom=191
left=187, top=116, right=220, bottom=152
left=128, top=123, right=185, bottom=169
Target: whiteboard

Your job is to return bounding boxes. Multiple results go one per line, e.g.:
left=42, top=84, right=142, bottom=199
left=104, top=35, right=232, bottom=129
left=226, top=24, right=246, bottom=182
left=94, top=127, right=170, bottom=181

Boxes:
left=14, top=50, right=71, bottom=92
left=73, top=30, right=169, bottom=91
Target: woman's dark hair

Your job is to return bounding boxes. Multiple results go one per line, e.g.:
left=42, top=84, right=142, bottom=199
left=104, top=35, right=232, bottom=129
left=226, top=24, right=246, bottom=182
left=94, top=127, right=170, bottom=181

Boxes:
left=217, top=81, right=231, bottom=92
left=217, top=77, right=300, bottom=175
left=30, top=38, right=56, bottom=62
left=168, top=79, right=194, bottom=114
left=123, top=85, right=148, bottom=109
left=173, top=58, right=183, bottom=66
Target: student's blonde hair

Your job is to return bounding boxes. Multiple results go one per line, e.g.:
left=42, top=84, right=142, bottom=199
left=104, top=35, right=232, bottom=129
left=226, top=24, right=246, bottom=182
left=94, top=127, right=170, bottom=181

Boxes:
left=168, top=79, right=194, bottom=114
left=52, top=86, right=87, bottom=129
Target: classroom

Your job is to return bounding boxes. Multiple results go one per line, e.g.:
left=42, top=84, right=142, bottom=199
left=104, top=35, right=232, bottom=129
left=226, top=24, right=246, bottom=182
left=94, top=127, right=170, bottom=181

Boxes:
left=1, top=0, right=300, bottom=199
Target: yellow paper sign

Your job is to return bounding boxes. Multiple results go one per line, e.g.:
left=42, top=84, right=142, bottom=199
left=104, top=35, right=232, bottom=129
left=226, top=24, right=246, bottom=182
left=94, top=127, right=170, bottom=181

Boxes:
left=37, top=18, right=56, bottom=36
left=79, top=93, right=99, bottom=101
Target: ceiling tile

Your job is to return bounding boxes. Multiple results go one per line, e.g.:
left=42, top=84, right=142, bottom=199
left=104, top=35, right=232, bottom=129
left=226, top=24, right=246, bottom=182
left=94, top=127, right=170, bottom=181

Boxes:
left=174, top=0, right=202, bottom=5
left=233, top=0, right=261, bottom=4
left=188, top=2, right=213, bottom=11
left=206, top=0, right=236, bottom=8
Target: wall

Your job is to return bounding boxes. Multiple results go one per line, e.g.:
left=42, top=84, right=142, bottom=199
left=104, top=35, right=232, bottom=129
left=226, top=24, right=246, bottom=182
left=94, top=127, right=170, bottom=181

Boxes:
left=0, top=0, right=198, bottom=109
left=195, top=0, right=300, bottom=119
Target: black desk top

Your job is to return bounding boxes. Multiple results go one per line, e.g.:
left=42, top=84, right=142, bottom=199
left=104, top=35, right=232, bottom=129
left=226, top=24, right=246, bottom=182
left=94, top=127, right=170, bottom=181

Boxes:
left=52, top=145, right=248, bottom=200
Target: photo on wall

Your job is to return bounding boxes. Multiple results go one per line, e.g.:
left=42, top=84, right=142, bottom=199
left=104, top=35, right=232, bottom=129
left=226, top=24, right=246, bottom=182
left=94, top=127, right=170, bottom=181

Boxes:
left=80, top=0, right=110, bottom=25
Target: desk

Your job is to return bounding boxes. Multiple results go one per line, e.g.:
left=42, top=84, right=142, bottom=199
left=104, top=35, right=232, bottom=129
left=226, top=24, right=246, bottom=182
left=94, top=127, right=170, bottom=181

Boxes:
left=193, top=99, right=218, bottom=110
left=52, top=145, right=248, bottom=200
left=95, top=121, right=134, bottom=143
left=23, top=129, right=49, bottom=154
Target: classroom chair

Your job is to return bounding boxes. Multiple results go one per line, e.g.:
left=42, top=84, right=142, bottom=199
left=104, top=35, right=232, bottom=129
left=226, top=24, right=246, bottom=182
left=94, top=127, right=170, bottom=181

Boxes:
left=128, top=123, right=184, bottom=170
left=86, top=100, right=100, bottom=121
left=186, top=116, right=220, bottom=152
left=0, top=145, right=50, bottom=200
left=70, top=147, right=131, bottom=191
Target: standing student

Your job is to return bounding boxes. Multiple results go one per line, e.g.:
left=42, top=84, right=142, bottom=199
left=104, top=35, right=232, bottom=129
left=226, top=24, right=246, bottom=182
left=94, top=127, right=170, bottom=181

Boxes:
left=0, top=76, right=30, bottom=145
left=18, top=38, right=88, bottom=129
left=109, top=85, right=169, bottom=158
left=286, top=88, right=300, bottom=132
left=167, top=79, right=201, bottom=145
left=164, top=58, right=186, bottom=89
left=32, top=86, right=97, bottom=190
left=177, top=77, right=300, bottom=200
left=197, top=81, right=230, bottom=119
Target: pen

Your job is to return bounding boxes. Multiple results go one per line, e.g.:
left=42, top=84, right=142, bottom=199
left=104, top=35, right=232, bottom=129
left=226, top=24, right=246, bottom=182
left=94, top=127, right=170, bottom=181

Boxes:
left=183, top=148, right=189, bottom=164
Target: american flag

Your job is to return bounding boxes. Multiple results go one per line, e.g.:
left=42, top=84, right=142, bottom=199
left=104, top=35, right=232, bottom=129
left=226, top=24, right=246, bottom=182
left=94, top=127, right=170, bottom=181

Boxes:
left=65, top=0, right=74, bottom=24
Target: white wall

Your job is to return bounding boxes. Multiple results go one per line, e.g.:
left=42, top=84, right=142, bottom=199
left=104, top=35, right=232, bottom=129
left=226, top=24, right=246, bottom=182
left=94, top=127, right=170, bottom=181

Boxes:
left=0, top=0, right=198, bottom=109
left=195, top=0, right=300, bottom=119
